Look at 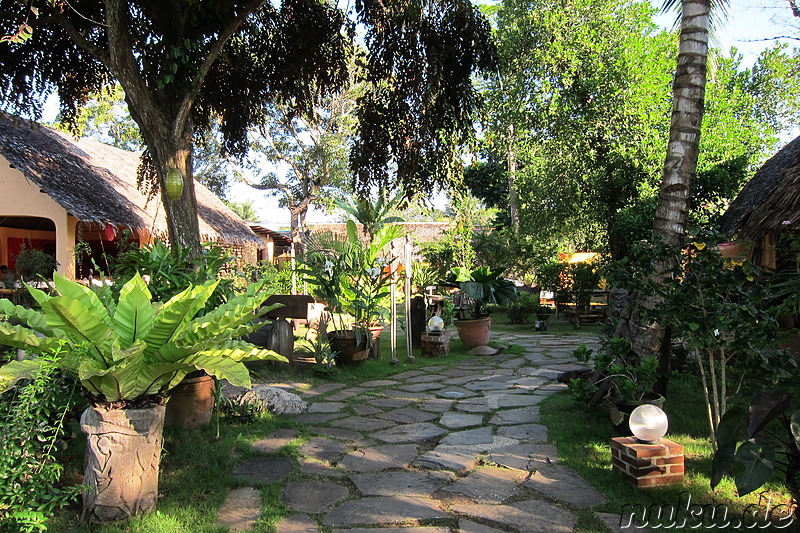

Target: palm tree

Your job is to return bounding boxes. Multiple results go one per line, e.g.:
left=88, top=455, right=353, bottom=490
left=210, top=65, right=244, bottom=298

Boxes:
left=626, top=0, right=722, bottom=365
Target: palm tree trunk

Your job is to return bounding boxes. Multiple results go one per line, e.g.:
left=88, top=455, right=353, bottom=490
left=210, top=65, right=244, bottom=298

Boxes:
left=623, top=0, right=710, bottom=364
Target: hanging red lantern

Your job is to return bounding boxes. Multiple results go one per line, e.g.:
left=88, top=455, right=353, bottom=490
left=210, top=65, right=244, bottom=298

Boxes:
left=104, top=223, right=116, bottom=241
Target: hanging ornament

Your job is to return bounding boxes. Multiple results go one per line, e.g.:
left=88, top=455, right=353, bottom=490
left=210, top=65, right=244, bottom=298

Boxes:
left=165, top=168, right=184, bottom=201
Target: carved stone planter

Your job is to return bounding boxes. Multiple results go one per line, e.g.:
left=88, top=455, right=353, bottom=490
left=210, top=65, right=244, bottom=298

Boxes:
left=81, top=405, right=166, bottom=522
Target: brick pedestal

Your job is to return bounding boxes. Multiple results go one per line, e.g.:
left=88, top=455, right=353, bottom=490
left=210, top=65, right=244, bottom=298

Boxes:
left=421, top=333, right=450, bottom=357
left=611, top=437, right=684, bottom=488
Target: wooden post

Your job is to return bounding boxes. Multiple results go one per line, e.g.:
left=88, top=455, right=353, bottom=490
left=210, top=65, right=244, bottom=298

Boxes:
left=290, top=243, right=297, bottom=295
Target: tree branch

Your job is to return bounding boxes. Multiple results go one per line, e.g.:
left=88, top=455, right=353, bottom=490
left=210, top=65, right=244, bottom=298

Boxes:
left=741, top=35, right=800, bottom=42
left=173, top=0, right=267, bottom=140
left=44, top=10, right=111, bottom=67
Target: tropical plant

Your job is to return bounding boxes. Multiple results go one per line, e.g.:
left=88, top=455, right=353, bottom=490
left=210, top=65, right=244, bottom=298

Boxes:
left=302, top=220, right=404, bottom=346
left=108, top=237, right=235, bottom=310
left=13, top=245, right=58, bottom=284
left=0, top=351, right=83, bottom=532
left=506, top=292, right=539, bottom=324
left=569, top=339, right=660, bottom=404
left=447, top=266, right=518, bottom=320
left=335, top=190, right=404, bottom=241
left=0, top=273, right=286, bottom=404
left=712, top=390, right=799, bottom=520
left=613, top=228, right=787, bottom=445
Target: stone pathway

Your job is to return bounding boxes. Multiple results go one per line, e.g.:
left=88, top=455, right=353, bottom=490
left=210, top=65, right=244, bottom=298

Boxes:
left=218, top=331, right=619, bottom=532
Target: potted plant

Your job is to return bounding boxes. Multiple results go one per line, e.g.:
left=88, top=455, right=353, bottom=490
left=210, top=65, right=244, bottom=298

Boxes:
left=302, top=220, right=403, bottom=365
left=0, top=273, right=286, bottom=522
left=570, top=339, right=662, bottom=435
left=447, top=266, right=518, bottom=348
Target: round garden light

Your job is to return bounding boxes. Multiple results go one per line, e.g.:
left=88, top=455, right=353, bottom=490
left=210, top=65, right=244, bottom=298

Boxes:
left=629, top=404, right=669, bottom=443
left=427, top=315, right=445, bottom=332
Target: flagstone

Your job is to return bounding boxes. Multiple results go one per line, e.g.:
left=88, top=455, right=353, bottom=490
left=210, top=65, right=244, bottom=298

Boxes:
left=413, top=448, right=480, bottom=473
left=376, top=407, right=438, bottom=424
left=349, top=470, right=454, bottom=497
left=360, top=379, right=400, bottom=388
left=336, top=416, right=395, bottom=432
left=284, top=481, right=349, bottom=514
left=276, top=514, right=319, bottom=533
left=522, top=465, right=607, bottom=507
left=440, top=466, right=525, bottom=503
left=338, top=444, right=419, bottom=472
left=450, top=500, right=577, bottom=533
left=372, top=422, right=447, bottom=443
left=300, top=437, right=348, bottom=462
left=233, top=456, right=294, bottom=484
left=299, top=459, right=346, bottom=478
left=217, top=487, right=262, bottom=532
left=293, top=413, right=347, bottom=424
left=439, top=412, right=484, bottom=429
left=416, top=398, right=454, bottom=412
left=309, top=402, right=347, bottom=413
left=252, top=429, right=299, bottom=453
left=487, top=444, right=559, bottom=470
left=496, top=423, right=548, bottom=442
left=322, top=496, right=447, bottom=527
left=489, top=407, right=540, bottom=425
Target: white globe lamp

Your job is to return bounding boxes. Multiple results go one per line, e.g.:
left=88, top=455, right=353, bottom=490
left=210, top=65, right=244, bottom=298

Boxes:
left=427, top=315, right=445, bottom=333
left=629, top=404, right=668, bottom=443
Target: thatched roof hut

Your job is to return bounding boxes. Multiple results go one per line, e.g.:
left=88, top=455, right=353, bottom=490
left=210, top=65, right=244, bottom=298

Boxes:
left=0, top=112, right=261, bottom=246
left=721, top=135, right=800, bottom=240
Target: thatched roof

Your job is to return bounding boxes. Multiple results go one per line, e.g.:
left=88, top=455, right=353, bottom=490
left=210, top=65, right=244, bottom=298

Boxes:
left=0, top=112, right=262, bottom=246
left=310, top=222, right=453, bottom=244
left=721, top=135, right=800, bottom=240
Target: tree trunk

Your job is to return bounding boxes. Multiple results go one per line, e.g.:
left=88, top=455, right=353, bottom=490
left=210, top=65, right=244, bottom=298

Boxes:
left=147, top=123, right=202, bottom=256
left=81, top=405, right=166, bottom=522
left=289, top=203, right=309, bottom=251
left=623, top=0, right=710, bottom=361
left=507, top=123, right=519, bottom=233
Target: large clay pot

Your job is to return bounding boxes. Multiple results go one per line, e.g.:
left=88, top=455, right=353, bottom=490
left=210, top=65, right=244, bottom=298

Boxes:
left=164, top=372, right=216, bottom=429
left=81, top=405, right=166, bottom=522
left=608, top=394, right=666, bottom=437
left=455, top=317, right=492, bottom=349
left=329, top=330, right=371, bottom=366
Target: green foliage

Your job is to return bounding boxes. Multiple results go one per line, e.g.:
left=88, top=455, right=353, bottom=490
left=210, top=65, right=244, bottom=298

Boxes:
left=107, top=237, right=234, bottom=310
left=447, top=266, right=518, bottom=320
left=0, top=351, right=83, bottom=532
left=13, top=245, right=58, bottom=283
left=568, top=339, right=659, bottom=403
left=301, top=221, right=404, bottom=340
left=712, top=390, right=799, bottom=512
left=0, top=273, right=286, bottom=405
left=232, top=261, right=293, bottom=295
left=296, top=337, right=337, bottom=374
left=505, top=292, right=539, bottom=324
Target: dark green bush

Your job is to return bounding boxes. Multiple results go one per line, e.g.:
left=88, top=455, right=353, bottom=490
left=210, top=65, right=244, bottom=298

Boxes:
left=506, top=292, right=539, bottom=324
left=0, top=349, right=83, bottom=532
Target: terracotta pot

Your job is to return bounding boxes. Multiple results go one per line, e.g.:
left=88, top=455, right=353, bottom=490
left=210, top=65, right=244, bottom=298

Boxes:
left=329, top=330, right=371, bottom=366
left=164, top=373, right=216, bottom=429
left=81, top=405, right=166, bottom=522
left=455, top=317, right=492, bottom=349
left=608, top=393, right=665, bottom=437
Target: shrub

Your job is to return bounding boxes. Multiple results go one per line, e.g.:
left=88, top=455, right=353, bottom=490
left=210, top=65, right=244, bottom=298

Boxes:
left=506, top=292, right=539, bottom=324
left=0, top=351, right=83, bottom=532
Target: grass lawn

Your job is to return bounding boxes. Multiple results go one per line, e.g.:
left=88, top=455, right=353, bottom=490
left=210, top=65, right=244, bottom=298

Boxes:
left=539, top=376, right=795, bottom=532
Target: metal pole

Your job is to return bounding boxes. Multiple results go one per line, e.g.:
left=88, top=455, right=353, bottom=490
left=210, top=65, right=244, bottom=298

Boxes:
left=390, top=245, right=398, bottom=365
left=404, top=240, right=414, bottom=363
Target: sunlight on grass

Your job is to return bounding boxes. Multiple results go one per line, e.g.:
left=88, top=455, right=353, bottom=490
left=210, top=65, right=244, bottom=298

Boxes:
left=540, top=376, right=795, bottom=532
